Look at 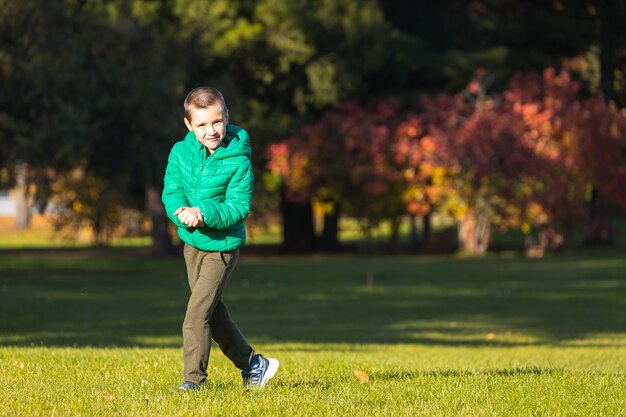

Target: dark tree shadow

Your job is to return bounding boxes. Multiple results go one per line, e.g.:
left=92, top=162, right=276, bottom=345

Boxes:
left=372, top=367, right=563, bottom=381
left=0, top=250, right=624, bottom=348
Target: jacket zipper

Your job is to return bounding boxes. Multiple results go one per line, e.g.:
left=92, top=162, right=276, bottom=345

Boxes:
left=191, top=146, right=205, bottom=247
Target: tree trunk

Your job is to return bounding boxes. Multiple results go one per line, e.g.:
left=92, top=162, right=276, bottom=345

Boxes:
left=146, top=184, right=175, bottom=256
left=409, top=214, right=420, bottom=250
left=422, top=212, right=431, bottom=248
left=319, top=201, right=340, bottom=251
left=280, top=186, right=315, bottom=252
left=13, top=163, right=31, bottom=230
left=600, top=0, right=619, bottom=107
left=584, top=0, right=618, bottom=245
left=458, top=207, right=491, bottom=254
left=389, top=217, right=400, bottom=252
left=584, top=188, right=614, bottom=246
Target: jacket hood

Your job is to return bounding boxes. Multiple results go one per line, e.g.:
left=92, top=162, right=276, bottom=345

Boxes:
left=184, top=124, right=251, bottom=160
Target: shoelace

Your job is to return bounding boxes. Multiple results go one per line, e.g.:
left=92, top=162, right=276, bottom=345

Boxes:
left=245, top=358, right=266, bottom=384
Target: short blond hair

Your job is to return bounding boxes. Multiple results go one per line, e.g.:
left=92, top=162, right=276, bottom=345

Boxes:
left=184, top=87, right=228, bottom=121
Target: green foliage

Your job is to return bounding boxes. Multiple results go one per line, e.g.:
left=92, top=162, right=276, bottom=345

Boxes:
left=0, top=1, right=93, bottom=171
left=380, top=0, right=604, bottom=92
left=0, top=0, right=180, bottom=204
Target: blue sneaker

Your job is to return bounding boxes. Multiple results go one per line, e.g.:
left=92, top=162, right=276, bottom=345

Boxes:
left=178, top=381, right=202, bottom=391
left=242, top=354, right=279, bottom=388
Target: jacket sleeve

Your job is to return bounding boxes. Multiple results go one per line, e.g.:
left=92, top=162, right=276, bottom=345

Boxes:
left=161, top=146, right=190, bottom=228
left=197, top=159, right=254, bottom=230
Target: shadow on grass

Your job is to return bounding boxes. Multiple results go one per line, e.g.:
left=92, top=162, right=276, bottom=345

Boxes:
left=0, top=249, right=624, bottom=348
left=372, top=367, right=563, bottom=381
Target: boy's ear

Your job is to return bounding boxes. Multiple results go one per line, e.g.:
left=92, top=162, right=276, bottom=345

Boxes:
left=183, top=117, right=192, bottom=131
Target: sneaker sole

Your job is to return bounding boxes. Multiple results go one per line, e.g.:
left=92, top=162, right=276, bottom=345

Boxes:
left=260, top=358, right=279, bottom=388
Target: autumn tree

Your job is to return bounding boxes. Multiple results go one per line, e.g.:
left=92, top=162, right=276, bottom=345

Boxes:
left=392, top=114, right=448, bottom=248
left=267, top=99, right=406, bottom=251
left=573, top=96, right=626, bottom=242
left=420, top=74, right=544, bottom=254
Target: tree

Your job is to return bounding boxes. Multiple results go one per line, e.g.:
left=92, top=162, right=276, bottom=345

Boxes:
left=502, top=68, right=589, bottom=248
left=3, top=0, right=624, bottom=254
left=0, top=0, right=94, bottom=228
left=80, top=2, right=182, bottom=252
left=266, top=99, right=406, bottom=251
left=574, top=96, right=626, bottom=242
left=420, top=75, right=541, bottom=254
left=0, top=0, right=181, bottom=250
left=392, top=115, right=447, bottom=249
left=380, top=65, right=623, bottom=254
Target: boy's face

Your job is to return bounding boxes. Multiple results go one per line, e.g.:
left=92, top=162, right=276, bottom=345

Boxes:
left=184, top=104, right=228, bottom=155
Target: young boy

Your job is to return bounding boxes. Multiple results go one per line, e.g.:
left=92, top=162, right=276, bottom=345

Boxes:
left=162, top=87, right=278, bottom=390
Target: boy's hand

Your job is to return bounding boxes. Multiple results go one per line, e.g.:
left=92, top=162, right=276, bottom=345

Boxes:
left=173, top=206, right=205, bottom=228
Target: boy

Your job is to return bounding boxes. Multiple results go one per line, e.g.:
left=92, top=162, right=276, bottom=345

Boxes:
left=162, top=87, right=278, bottom=390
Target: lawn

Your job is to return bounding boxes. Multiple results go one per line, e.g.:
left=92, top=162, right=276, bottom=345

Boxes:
left=0, top=249, right=624, bottom=416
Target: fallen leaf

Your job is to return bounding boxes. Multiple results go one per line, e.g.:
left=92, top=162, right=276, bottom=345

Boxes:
left=103, top=393, right=114, bottom=402
left=486, top=332, right=496, bottom=341
left=353, top=370, right=370, bottom=383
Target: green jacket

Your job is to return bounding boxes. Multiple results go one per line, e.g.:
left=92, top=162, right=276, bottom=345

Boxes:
left=161, top=124, right=254, bottom=252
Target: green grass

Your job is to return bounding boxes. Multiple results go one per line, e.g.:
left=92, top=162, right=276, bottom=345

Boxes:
left=0, top=250, right=624, bottom=416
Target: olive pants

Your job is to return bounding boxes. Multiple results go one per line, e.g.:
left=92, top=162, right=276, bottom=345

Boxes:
left=182, top=245, right=254, bottom=384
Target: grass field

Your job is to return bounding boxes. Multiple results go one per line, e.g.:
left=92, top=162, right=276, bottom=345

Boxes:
left=0, top=249, right=624, bottom=416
